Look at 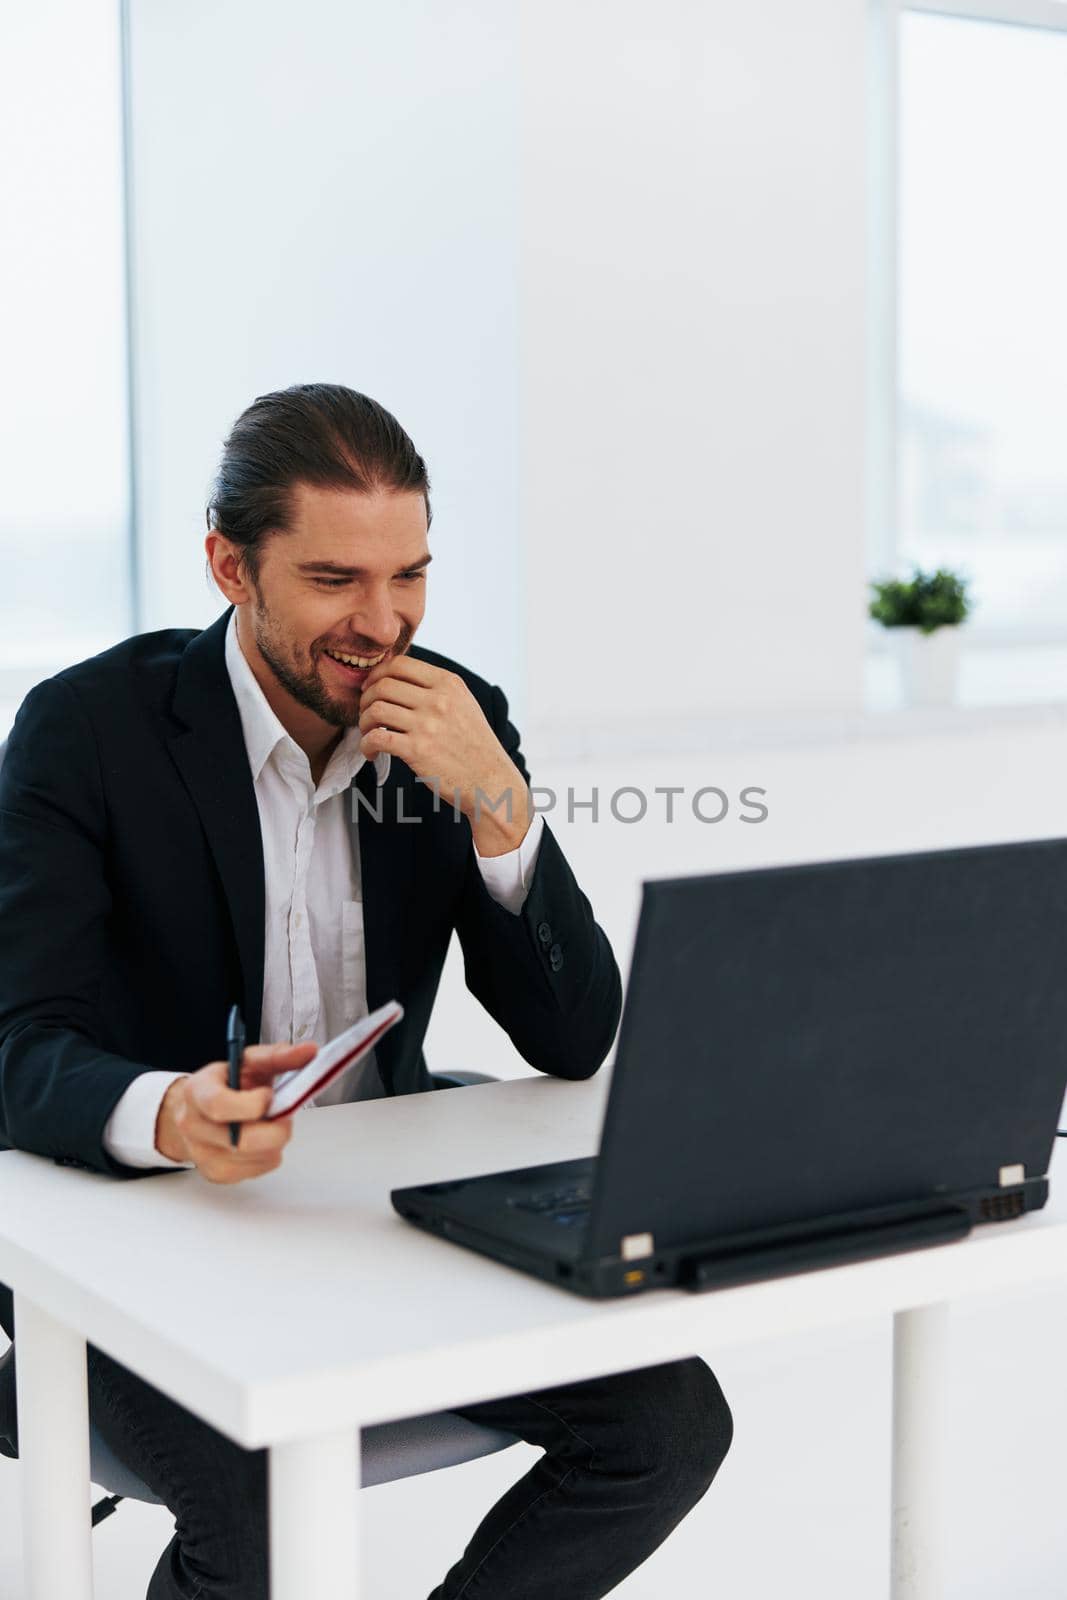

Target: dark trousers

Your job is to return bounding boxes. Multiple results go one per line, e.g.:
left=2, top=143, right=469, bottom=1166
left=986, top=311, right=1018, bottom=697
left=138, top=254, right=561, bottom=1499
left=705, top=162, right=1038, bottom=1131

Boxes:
left=85, top=1344, right=733, bottom=1599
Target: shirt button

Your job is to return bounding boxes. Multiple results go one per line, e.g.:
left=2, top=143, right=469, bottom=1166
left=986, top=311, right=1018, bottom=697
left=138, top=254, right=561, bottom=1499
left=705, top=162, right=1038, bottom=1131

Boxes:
left=537, top=921, right=552, bottom=946
left=294, top=912, right=303, bottom=928
left=297, top=1025, right=309, bottom=1039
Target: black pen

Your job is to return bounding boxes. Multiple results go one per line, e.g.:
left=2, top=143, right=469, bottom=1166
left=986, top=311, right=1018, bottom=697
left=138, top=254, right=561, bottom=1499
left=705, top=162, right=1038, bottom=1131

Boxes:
left=226, top=1004, right=245, bottom=1148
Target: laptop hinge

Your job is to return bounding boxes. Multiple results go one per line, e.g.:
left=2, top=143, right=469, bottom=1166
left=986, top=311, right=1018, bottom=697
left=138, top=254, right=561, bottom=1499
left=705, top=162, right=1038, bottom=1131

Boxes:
left=681, top=1205, right=971, bottom=1293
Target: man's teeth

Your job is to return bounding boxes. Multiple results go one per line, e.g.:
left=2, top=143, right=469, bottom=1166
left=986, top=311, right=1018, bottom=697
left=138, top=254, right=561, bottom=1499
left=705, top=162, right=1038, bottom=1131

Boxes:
left=326, top=648, right=386, bottom=669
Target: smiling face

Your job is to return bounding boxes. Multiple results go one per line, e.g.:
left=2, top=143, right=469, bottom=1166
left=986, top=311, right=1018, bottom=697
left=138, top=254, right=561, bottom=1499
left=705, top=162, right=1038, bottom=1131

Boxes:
left=210, top=481, right=431, bottom=748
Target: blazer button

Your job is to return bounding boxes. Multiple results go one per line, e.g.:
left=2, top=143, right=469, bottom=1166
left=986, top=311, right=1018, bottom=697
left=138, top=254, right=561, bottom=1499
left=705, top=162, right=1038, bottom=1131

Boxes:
left=549, top=943, right=564, bottom=972
left=537, top=921, right=552, bottom=946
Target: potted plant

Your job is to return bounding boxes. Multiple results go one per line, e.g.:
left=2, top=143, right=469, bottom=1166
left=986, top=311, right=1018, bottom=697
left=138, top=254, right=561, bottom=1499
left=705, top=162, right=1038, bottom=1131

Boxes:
left=868, top=566, right=971, bottom=707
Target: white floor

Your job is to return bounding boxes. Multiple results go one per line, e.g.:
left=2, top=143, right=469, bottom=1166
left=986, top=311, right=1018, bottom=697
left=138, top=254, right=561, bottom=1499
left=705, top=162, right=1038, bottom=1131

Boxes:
left=2, top=1275, right=1065, bottom=1599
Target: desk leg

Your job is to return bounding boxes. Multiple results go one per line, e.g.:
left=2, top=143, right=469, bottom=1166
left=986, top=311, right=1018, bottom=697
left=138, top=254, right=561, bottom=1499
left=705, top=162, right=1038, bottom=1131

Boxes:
left=270, top=1428, right=361, bottom=1599
left=14, top=1293, right=94, bottom=1600
left=891, top=1303, right=949, bottom=1600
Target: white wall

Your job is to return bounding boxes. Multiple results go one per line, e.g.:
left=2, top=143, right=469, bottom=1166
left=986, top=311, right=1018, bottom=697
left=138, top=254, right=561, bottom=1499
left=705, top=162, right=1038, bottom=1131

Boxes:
left=519, top=0, right=869, bottom=726
left=128, top=0, right=869, bottom=728
left=126, top=0, right=522, bottom=697
left=425, top=706, right=1067, bottom=1077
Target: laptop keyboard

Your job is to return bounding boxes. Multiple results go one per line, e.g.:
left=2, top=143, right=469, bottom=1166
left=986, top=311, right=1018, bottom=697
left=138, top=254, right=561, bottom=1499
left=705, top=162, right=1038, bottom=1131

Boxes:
left=507, top=1180, right=593, bottom=1226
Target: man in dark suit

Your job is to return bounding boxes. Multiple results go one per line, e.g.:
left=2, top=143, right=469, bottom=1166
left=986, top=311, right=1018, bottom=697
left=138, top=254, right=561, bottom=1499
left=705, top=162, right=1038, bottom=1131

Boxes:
left=0, top=385, right=731, bottom=1598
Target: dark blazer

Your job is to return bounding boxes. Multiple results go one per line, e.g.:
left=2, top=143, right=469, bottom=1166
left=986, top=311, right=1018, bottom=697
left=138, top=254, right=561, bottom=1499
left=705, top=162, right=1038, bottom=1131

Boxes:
left=0, top=609, right=622, bottom=1351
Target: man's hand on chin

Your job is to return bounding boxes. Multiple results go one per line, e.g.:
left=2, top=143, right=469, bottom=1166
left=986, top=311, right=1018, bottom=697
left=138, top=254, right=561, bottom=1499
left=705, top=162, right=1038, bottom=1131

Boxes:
left=358, top=656, right=532, bottom=856
left=154, top=1041, right=316, bottom=1183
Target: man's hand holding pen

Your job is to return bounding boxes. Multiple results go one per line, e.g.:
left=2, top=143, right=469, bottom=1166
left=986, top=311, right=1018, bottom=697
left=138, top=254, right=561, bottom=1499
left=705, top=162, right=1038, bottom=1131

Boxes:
left=154, top=1041, right=317, bottom=1183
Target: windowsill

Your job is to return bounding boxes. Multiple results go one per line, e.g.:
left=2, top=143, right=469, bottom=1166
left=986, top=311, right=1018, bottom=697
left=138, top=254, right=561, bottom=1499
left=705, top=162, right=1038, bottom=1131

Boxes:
left=6, top=646, right=1067, bottom=760
left=526, top=643, right=1067, bottom=763
left=865, top=639, right=1067, bottom=714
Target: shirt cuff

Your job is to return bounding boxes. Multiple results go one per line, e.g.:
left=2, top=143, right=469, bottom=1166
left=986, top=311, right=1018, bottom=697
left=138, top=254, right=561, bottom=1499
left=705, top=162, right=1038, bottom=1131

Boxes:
left=473, top=812, right=545, bottom=915
left=102, top=1071, right=192, bottom=1170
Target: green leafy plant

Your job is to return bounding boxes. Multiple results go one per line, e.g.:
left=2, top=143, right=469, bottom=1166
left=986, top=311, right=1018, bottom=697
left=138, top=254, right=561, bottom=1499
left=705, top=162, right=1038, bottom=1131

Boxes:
left=868, top=567, right=971, bottom=634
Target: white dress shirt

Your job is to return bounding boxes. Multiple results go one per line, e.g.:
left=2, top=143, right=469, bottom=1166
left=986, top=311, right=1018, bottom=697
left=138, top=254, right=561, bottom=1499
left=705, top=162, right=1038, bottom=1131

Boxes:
left=102, top=612, right=543, bottom=1168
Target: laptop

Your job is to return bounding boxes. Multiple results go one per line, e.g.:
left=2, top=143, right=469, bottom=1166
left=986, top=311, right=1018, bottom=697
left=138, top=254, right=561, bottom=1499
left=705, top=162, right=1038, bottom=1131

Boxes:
left=392, top=838, right=1067, bottom=1298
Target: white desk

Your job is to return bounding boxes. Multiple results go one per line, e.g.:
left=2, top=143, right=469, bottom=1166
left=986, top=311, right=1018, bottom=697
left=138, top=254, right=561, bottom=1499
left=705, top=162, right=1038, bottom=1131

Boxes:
left=1, top=1075, right=1064, bottom=1600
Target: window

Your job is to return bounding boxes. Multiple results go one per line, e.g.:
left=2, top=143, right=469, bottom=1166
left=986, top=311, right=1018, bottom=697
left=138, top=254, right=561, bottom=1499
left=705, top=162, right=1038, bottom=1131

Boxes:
left=896, top=8, right=1067, bottom=644
left=0, top=2, right=132, bottom=738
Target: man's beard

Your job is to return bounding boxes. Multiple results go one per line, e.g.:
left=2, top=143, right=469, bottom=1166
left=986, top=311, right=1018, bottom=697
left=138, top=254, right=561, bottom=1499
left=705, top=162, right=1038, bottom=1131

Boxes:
left=250, top=603, right=410, bottom=729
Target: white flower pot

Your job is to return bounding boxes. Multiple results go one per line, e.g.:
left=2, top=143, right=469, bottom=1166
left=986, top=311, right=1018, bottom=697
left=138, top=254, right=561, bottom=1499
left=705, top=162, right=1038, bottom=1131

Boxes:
left=888, top=625, right=962, bottom=708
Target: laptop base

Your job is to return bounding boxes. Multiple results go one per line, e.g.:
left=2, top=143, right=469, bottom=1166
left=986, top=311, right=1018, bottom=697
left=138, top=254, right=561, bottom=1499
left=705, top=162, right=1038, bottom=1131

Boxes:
left=392, top=1165, right=1048, bottom=1300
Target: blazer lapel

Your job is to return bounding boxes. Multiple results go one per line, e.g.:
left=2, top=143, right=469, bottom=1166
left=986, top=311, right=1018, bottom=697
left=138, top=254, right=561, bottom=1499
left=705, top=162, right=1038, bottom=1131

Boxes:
left=166, top=610, right=266, bottom=1039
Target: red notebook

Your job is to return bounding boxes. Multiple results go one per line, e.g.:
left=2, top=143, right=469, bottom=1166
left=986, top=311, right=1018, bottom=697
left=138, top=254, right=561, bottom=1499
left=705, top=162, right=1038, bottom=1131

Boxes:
left=264, top=1000, right=404, bottom=1119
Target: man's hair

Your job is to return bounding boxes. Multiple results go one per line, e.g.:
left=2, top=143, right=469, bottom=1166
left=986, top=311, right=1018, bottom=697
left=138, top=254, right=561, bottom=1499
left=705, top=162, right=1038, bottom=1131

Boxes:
left=207, top=383, right=431, bottom=578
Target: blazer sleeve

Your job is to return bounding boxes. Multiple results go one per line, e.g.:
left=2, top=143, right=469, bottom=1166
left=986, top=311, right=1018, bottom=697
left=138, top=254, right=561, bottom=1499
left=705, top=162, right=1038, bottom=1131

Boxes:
left=0, top=677, right=155, bottom=1174
left=453, top=684, right=622, bottom=1079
